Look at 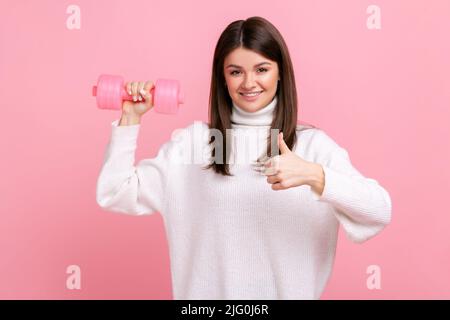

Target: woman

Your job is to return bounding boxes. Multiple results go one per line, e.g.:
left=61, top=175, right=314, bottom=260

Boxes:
left=96, top=16, right=392, bottom=300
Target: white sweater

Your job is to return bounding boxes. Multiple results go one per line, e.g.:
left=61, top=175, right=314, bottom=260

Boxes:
left=96, top=96, right=392, bottom=300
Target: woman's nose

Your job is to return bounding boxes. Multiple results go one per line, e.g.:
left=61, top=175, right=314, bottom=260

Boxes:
left=242, top=75, right=257, bottom=88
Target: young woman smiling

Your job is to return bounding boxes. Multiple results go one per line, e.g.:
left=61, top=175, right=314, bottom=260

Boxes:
left=97, top=16, right=392, bottom=300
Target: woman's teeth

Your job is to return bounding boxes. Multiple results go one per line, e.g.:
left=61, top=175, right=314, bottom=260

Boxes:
left=240, top=91, right=262, bottom=96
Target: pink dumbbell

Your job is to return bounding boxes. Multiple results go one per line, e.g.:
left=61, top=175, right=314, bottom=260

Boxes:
left=92, top=74, right=184, bottom=114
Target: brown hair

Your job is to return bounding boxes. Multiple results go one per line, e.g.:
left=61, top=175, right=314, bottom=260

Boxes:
left=204, top=16, right=317, bottom=176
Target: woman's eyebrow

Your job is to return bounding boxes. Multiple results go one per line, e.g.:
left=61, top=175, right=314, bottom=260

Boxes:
left=226, top=62, right=271, bottom=69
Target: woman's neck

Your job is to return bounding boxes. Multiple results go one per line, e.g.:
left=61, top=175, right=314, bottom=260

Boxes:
left=230, top=96, right=278, bottom=127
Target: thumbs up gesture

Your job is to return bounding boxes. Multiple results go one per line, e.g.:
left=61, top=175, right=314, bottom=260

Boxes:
left=263, top=132, right=325, bottom=194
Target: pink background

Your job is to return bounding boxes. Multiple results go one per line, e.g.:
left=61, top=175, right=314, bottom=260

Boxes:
left=1, top=0, right=449, bottom=299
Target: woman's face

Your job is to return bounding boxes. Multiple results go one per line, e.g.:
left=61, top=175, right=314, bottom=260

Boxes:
left=223, top=47, right=280, bottom=112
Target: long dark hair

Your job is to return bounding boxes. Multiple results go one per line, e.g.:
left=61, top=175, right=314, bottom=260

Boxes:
left=204, top=16, right=317, bottom=176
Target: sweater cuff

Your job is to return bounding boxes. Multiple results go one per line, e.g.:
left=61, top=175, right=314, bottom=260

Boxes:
left=310, top=165, right=341, bottom=202
left=110, top=119, right=140, bottom=145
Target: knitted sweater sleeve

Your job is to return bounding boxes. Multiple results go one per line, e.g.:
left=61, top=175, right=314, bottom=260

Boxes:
left=309, top=129, right=392, bottom=243
left=96, top=119, right=174, bottom=216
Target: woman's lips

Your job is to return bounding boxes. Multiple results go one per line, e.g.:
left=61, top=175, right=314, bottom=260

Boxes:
left=239, top=91, right=263, bottom=101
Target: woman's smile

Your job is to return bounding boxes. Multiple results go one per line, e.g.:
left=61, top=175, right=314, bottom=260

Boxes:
left=240, top=90, right=264, bottom=101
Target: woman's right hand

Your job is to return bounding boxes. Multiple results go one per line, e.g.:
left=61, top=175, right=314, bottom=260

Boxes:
left=122, top=80, right=155, bottom=117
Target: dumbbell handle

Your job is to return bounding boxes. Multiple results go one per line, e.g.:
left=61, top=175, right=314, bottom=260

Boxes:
left=92, top=85, right=156, bottom=103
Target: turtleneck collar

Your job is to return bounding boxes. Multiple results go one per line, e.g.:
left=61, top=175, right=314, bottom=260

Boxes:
left=231, top=95, right=278, bottom=127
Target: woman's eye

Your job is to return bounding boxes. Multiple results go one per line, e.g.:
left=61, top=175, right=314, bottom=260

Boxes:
left=230, top=68, right=268, bottom=76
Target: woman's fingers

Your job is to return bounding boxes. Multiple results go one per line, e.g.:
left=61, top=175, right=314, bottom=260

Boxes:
left=142, top=81, right=154, bottom=108
left=264, top=155, right=280, bottom=168
left=124, top=80, right=154, bottom=104
left=137, top=81, right=145, bottom=101
left=126, top=82, right=132, bottom=96
left=131, top=82, right=139, bottom=101
left=262, top=156, right=280, bottom=175
left=266, top=174, right=281, bottom=184
left=142, top=81, right=154, bottom=96
left=263, top=166, right=279, bottom=176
